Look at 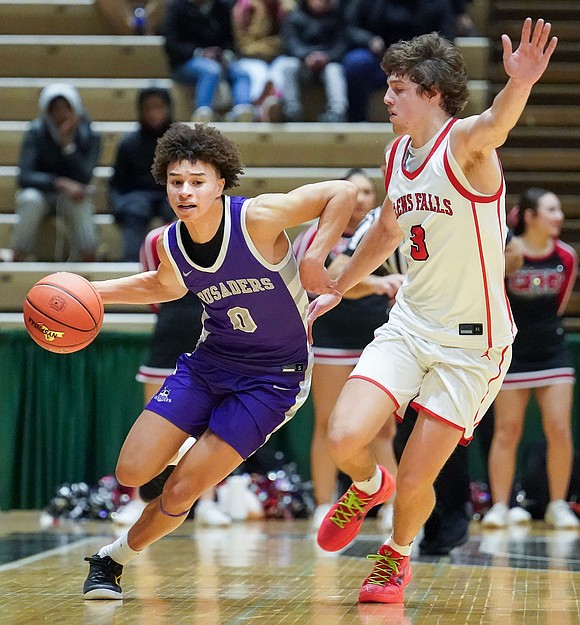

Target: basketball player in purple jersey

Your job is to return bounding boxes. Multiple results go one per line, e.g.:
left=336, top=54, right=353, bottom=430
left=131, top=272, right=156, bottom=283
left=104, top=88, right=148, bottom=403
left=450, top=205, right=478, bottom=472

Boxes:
left=308, top=19, right=557, bottom=603
left=82, top=122, right=356, bottom=599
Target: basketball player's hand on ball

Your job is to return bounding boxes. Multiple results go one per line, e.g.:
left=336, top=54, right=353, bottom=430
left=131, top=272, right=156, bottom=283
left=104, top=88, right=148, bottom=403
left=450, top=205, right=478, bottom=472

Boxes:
left=307, top=293, right=342, bottom=344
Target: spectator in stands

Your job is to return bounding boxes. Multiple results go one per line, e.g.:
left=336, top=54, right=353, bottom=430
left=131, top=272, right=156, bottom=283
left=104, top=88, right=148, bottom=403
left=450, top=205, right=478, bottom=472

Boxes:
left=163, top=0, right=254, bottom=122
left=232, top=0, right=295, bottom=122
left=11, top=83, right=101, bottom=262
left=109, top=86, right=174, bottom=261
left=483, top=188, right=580, bottom=529
left=342, top=0, right=456, bottom=122
left=95, top=0, right=166, bottom=35
left=452, top=0, right=478, bottom=38
left=279, top=0, right=351, bottom=122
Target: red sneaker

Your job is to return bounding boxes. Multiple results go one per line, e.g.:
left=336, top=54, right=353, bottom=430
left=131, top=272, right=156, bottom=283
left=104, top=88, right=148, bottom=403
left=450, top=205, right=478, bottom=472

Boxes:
left=317, top=466, right=395, bottom=552
left=358, top=545, right=412, bottom=604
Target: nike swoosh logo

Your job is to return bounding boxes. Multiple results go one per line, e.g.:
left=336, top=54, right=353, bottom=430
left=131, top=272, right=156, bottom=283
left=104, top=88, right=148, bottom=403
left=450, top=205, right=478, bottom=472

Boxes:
left=273, top=385, right=292, bottom=391
left=183, top=270, right=193, bottom=277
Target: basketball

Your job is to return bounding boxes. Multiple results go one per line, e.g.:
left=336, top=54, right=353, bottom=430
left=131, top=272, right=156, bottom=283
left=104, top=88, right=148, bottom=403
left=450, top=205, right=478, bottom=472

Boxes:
left=23, top=272, right=104, bottom=354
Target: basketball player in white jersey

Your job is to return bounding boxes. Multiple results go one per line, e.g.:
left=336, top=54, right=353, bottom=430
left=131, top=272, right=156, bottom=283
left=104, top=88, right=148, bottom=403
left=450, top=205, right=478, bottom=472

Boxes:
left=308, top=18, right=558, bottom=604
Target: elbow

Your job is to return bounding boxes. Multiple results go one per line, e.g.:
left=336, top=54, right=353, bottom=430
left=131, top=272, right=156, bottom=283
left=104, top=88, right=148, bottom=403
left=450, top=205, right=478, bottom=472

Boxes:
left=341, top=180, right=358, bottom=204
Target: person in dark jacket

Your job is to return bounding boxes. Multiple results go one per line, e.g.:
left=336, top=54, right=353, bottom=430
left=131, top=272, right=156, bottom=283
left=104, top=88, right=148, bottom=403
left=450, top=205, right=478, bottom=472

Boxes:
left=163, top=0, right=253, bottom=122
left=279, top=0, right=351, bottom=122
left=342, top=0, right=456, bottom=122
left=110, top=87, right=175, bottom=261
left=11, top=83, right=101, bottom=261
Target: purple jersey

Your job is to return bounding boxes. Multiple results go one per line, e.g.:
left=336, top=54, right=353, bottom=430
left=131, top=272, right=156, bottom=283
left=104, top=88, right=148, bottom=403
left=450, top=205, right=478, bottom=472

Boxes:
left=163, top=195, right=310, bottom=373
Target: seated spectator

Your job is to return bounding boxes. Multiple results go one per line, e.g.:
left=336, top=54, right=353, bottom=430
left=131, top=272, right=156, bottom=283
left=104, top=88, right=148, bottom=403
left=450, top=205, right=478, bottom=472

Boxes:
left=232, top=0, right=295, bottom=122
left=343, top=0, right=456, bottom=122
left=279, top=0, right=350, bottom=122
left=109, top=87, right=174, bottom=261
left=11, top=83, right=101, bottom=262
left=95, top=0, right=166, bottom=35
left=163, top=0, right=254, bottom=122
left=452, top=0, right=478, bottom=37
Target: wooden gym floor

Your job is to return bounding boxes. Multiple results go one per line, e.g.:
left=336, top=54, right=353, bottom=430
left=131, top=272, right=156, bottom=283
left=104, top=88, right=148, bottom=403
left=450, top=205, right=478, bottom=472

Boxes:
left=1, top=510, right=579, bottom=625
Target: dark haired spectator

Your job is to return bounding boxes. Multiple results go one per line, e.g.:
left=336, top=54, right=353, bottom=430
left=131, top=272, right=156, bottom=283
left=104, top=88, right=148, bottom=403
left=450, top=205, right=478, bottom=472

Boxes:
left=280, top=0, right=350, bottom=122
left=11, top=83, right=101, bottom=262
left=342, top=0, right=456, bottom=122
left=163, top=0, right=254, bottom=122
left=109, top=87, right=174, bottom=261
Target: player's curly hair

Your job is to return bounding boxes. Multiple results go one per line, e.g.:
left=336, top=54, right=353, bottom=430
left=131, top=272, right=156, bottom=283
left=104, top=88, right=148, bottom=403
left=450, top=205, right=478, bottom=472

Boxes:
left=381, top=32, right=469, bottom=117
left=152, top=122, right=244, bottom=189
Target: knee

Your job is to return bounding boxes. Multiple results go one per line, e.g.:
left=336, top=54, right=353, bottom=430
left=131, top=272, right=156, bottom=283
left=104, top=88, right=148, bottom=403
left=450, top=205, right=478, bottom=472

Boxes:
left=343, top=49, right=375, bottom=77
left=161, top=477, right=198, bottom=514
left=545, top=423, right=572, bottom=446
left=493, top=421, right=523, bottom=447
left=16, top=188, right=45, bottom=212
left=326, top=424, right=365, bottom=462
left=395, top=470, right=428, bottom=501
left=116, top=460, right=152, bottom=488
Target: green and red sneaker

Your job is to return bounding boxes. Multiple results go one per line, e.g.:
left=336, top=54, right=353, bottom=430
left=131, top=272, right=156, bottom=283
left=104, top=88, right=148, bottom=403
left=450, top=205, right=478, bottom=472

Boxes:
left=358, top=544, right=412, bottom=604
left=317, top=465, right=395, bottom=552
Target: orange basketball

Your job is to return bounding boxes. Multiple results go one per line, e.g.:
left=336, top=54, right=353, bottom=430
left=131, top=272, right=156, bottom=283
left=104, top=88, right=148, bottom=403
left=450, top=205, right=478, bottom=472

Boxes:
left=23, top=272, right=104, bottom=354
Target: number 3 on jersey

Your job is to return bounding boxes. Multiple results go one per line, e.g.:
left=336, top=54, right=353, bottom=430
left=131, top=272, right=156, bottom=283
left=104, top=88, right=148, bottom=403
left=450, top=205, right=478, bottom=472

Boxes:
left=228, top=306, right=257, bottom=333
left=410, top=225, right=429, bottom=261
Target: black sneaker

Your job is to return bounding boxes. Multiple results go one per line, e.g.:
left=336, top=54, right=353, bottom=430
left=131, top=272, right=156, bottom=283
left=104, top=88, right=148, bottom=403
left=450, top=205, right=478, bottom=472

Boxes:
left=83, top=554, right=124, bottom=599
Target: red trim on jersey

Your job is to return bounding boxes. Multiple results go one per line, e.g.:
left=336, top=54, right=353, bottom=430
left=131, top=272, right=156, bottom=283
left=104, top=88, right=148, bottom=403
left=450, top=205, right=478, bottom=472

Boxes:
left=470, top=200, right=493, bottom=348
left=384, top=136, right=404, bottom=194
left=401, top=118, right=458, bottom=181
left=473, top=344, right=510, bottom=425
left=443, top=148, right=504, bottom=202
left=411, top=401, right=473, bottom=446
left=348, top=375, right=400, bottom=409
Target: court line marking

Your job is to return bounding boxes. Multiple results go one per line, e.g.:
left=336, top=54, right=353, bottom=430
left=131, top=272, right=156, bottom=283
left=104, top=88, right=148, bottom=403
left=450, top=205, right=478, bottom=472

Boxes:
left=0, top=536, right=100, bottom=572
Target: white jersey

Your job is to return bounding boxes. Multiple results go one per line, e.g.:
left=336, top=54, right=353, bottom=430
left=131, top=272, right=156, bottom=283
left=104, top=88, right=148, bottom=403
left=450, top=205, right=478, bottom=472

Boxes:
left=385, top=118, right=516, bottom=349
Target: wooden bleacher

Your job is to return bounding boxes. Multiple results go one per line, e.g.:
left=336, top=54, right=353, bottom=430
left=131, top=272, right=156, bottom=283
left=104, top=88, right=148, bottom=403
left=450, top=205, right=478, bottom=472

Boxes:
left=488, top=0, right=580, bottom=326
left=2, top=0, right=580, bottom=328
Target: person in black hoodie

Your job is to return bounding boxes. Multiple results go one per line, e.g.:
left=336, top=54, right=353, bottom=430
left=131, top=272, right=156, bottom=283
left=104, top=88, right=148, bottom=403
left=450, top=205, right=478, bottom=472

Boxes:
left=109, top=87, right=175, bottom=261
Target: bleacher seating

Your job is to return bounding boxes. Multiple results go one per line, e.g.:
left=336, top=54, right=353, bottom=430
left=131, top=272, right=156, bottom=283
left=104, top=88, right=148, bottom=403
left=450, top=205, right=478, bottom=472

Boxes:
left=3, top=0, right=579, bottom=328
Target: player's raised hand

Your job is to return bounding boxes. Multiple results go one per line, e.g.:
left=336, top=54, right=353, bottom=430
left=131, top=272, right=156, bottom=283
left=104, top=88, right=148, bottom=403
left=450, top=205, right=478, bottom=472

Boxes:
left=502, top=18, right=558, bottom=86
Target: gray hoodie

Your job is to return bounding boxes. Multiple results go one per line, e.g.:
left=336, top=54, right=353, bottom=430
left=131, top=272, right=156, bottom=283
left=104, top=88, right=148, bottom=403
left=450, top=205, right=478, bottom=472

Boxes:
left=17, top=83, right=101, bottom=191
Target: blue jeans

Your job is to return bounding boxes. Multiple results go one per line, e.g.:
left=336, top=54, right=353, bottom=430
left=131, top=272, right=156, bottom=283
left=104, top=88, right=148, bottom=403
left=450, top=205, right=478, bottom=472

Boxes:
left=342, top=48, right=387, bottom=122
left=172, top=56, right=251, bottom=108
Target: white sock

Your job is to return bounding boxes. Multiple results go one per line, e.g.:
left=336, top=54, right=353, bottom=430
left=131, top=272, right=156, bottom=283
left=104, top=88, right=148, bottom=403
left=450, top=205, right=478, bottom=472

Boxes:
left=353, top=466, right=382, bottom=495
left=386, top=535, right=412, bottom=556
left=98, top=532, right=141, bottom=565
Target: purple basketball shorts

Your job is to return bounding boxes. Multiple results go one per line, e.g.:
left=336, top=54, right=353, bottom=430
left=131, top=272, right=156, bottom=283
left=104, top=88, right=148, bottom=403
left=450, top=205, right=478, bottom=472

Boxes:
left=145, top=350, right=310, bottom=458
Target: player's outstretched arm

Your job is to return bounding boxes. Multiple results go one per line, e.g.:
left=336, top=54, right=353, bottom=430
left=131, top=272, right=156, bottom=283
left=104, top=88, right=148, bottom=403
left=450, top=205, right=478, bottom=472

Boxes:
left=92, top=238, right=187, bottom=305
left=455, top=18, right=557, bottom=155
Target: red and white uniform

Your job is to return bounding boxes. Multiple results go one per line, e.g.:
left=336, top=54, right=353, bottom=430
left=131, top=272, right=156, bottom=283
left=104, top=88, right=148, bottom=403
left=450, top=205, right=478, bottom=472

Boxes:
left=350, top=119, right=515, bottom=443
left=386, top=118, right=515, bottom=349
